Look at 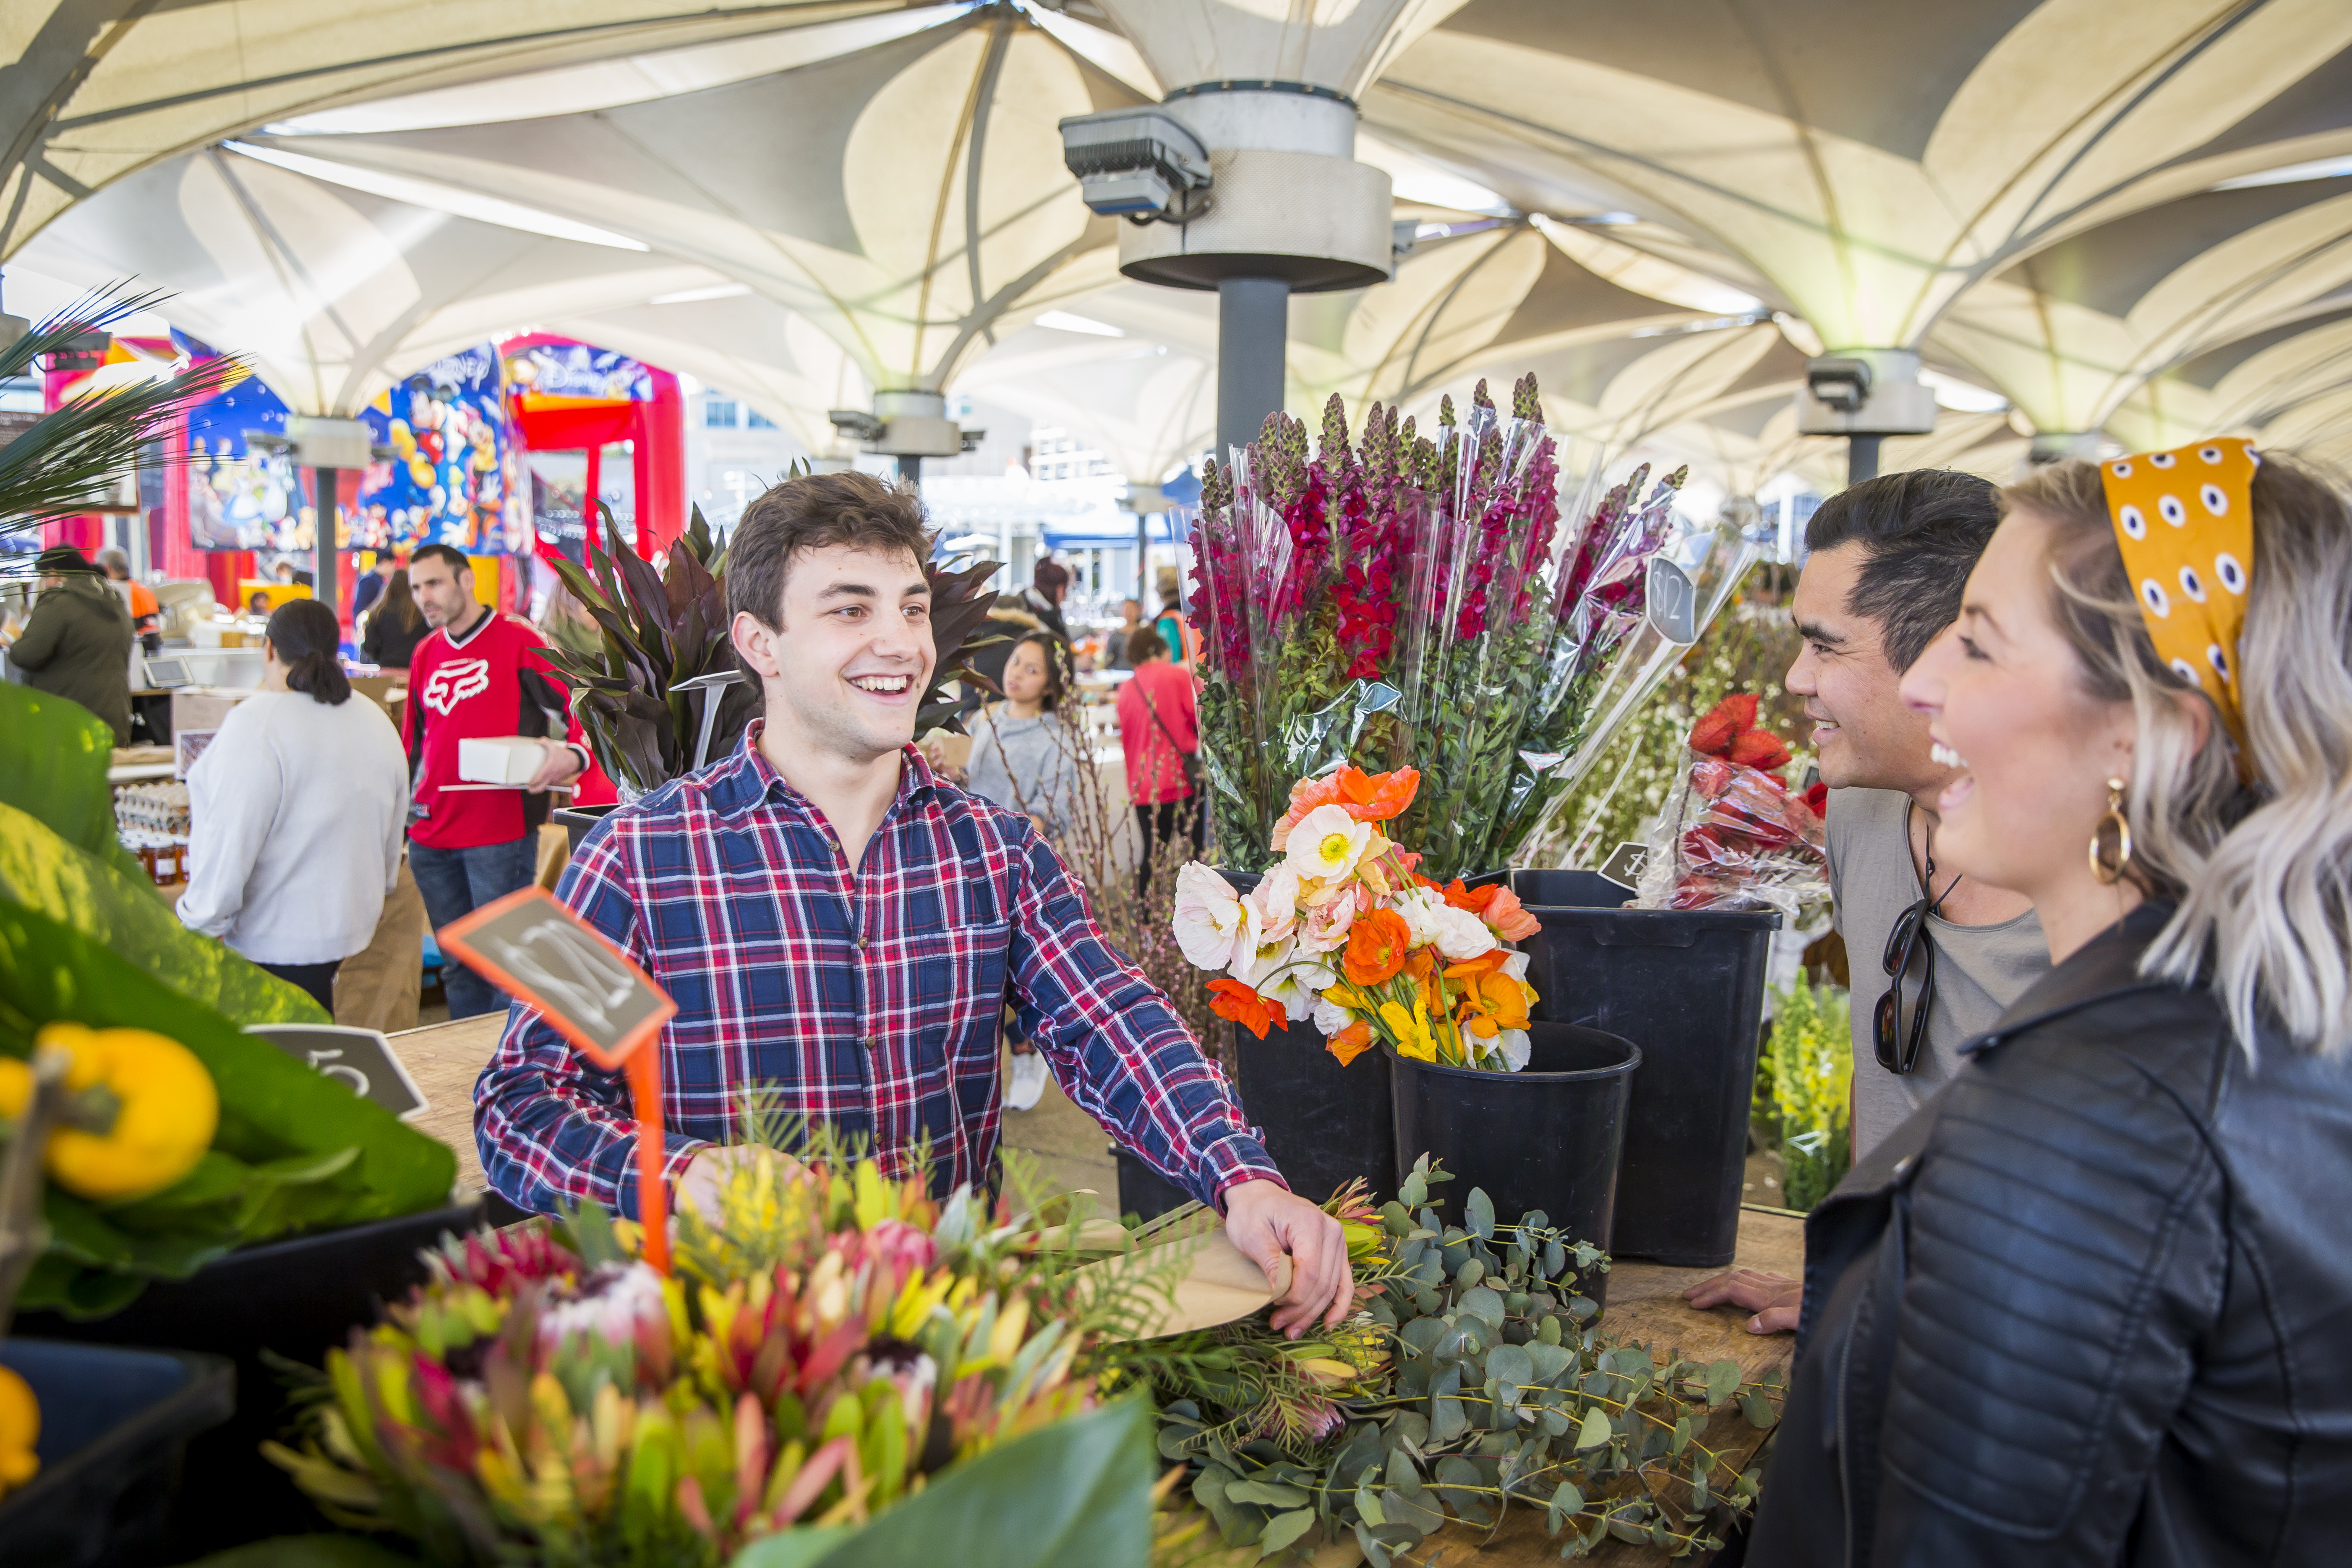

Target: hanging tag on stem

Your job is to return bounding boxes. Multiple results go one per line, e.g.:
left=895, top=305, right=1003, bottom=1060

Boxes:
left=438, top=887, right=679, bottom=1273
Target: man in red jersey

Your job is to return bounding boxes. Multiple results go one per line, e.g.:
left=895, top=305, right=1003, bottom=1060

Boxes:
left=404, top=543, right=588, bottom=1017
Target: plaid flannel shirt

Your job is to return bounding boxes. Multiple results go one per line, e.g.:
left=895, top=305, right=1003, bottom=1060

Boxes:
left=474, top=725, right=1280, bottom=1218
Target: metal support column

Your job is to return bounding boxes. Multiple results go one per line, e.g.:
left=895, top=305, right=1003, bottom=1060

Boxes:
left=313, top=468, right=340, bottom=646
left=1216, top=277, right=1289, bottom=460
left=1847, top=434, right=1883, bottom=486
left=897, top=454, right=922, bottom=487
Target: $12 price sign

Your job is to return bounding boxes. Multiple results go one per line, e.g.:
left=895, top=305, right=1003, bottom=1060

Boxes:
left=438, top=887, right=679, bottom=1272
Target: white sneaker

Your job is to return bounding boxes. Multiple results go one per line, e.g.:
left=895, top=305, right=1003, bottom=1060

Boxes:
left=1005, top=1049, right=1049, bottom=1112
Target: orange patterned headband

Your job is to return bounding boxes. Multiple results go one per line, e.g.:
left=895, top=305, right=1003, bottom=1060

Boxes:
left=2098, top=437, right=2255, bottom=772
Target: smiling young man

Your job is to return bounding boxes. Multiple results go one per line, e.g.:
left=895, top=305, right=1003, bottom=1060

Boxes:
left=1686, top=468, right=2047, bottom=1333
left=475, top=471, right=1353, bottom=1336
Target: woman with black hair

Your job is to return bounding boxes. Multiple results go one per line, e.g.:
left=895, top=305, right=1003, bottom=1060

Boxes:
left=359, top=568, right=429, bottom=669
left=178, top=598, right=411, bottom=1015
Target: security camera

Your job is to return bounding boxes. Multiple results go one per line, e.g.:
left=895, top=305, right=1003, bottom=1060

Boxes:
left=1805, top=357, right=1872, bottom=414
left=958, top=428, right=987, bottom=453
left=1058, top=107, right=1212, bottom=225
left=827, top=409, right=884, bottom=442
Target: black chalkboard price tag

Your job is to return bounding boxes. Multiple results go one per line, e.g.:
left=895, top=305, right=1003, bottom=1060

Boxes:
left=1598, top=839, right=1651, bottom=893
left=436, top=886, right=675, bottom=1072
left=243, top=1024, right=428, bottom=1119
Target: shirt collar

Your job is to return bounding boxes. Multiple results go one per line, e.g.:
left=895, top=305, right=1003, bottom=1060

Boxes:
left=707, top=718, right=944, bottom=819
left=443, top=603, right=494, bottom=648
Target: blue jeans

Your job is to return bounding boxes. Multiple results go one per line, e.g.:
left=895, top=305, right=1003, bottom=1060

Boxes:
left=409, top=834, right=539, bottom=1019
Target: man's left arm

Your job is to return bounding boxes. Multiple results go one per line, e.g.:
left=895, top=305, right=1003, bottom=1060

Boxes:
left=518, top=637, right=591, bottom=788
left=1002, top=821, right=1353, bottom=1333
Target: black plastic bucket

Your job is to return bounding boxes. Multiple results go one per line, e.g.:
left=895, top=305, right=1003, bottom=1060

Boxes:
left=0, top=1341, right=233, bottom=1568
left=16, top=1201, right=484, bottom=1556
left=1227, top=1018, right=1395, bottom=1205
left=1512, top=869, right=1778, bottom=1268
left=1386, top=1023, right=1640, bottom=1309
left=1114, top=1144, right=1196, bottom=1224
left=551, top=802, right=619, bottom=855
left=1215, top=868, right=1396, bottom=1205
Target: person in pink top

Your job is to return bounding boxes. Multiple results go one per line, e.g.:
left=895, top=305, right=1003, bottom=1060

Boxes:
left=1115, top=624, right=1201, bottom=895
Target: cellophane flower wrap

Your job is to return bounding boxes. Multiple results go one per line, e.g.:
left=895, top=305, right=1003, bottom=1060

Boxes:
left=1190, top=376, right=1729, bottom=882
left=1635, top=694, right=1827, bottom=916
left=264, top=1152, right=1126, bottom=1567
left=1170, top=766, right=1546, bottom=1073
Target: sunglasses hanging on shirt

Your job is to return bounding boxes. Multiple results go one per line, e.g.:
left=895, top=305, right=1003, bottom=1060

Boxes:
left=1875, top=804, right=1961, bottom=1076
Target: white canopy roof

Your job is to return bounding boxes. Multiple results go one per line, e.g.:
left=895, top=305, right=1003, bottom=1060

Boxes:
left=10, top=0, right=2349, bottom=493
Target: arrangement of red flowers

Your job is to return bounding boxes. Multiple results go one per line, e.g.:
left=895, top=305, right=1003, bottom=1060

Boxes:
left=1637, top=694, right=1827, bottom=914
left=1187, top=376, right=1742, bottom=884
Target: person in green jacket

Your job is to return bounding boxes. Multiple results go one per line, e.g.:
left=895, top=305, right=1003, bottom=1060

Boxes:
left=5, top=545, right=134, bottom=744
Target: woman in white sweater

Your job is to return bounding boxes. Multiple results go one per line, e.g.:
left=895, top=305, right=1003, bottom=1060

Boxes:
left=178, top=599, right=410, bottom=1014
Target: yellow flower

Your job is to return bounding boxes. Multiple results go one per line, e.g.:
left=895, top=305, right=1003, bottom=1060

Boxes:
left=1379, top=994, right=1438, bottom=1062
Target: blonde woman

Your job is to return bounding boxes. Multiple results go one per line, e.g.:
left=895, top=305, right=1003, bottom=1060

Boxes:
left=1749, top=445, right=2352, bottom=1566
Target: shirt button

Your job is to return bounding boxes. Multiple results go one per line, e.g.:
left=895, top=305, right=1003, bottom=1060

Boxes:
left=856, top=935, right=869, bottom=951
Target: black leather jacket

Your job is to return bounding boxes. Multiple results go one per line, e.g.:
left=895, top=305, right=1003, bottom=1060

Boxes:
left=1750, top=902, right=2352, bottom=1567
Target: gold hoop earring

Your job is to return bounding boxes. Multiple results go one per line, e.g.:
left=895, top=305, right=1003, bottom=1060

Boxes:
left=2089, top=777, right=2133, bottom=885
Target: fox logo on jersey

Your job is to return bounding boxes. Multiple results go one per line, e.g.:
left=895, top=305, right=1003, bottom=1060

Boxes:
left=420, top=657, right=492, bottom=715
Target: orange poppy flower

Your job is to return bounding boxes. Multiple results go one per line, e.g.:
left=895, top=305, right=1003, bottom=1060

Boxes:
left=1208, top=978, right=1284, bottom=1040
left=1441, top=879, right=1543, bottom=942
left=1457, top=971, right=1532, bottom=1038
left=1325, top=1018, right=1375, bottom=1066
left=1270, top=767, right=1423, bottom=847
left=1340, top=908, right=1412, bottom=986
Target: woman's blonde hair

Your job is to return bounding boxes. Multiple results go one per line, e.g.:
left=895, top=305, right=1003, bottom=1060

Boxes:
left=2002, top=454, right=2352, bottom=1057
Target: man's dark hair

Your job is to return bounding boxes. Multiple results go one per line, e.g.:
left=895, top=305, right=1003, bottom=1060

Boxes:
left=1032, top=558, right=1069, bottom=595
left=410, top=543, right=471, bottom=577
left=727, top=470, right=931, bottom=632
left=1804, top=469, right=2001, bottom=671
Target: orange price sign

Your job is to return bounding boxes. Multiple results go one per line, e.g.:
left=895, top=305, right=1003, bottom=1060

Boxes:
left=437, top=886, right=679, bottom=1273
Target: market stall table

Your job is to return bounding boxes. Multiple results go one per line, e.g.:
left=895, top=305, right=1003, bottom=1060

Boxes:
left=388, top=1013, right=1800, bottom=1566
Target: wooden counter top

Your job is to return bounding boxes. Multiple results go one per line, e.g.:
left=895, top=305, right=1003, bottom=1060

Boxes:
left=389, top=1011, right=1802, bottom=1563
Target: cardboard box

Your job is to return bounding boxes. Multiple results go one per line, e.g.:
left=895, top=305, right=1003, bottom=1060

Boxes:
left=459, top=736, right=546, bottom=786
left=171, top=686, right=256, bottom=737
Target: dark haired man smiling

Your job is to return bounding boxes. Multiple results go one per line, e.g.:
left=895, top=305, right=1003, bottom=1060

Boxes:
left=476, top=470, right=1353, bottom=1337
left=1688, top=469, right=2047, bottom=1333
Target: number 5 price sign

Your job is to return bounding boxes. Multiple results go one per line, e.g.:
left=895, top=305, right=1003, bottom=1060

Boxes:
left=438, top=887, right=679, bottom=1273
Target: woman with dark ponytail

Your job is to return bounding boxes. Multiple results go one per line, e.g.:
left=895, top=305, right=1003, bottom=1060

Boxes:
left=178, top=598, right=411, bottom=1015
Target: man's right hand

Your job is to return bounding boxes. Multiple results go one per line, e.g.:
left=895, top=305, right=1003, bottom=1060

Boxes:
left=1683, top=1267, right=1802, bottom=1334
left=677, top=1145, right=808, bottom=1218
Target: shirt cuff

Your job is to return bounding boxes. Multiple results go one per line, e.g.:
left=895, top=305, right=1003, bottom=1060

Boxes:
left=1196, top=1132, right=1287, bottom=1213
left=616, top=1129, right=712, bottom=1221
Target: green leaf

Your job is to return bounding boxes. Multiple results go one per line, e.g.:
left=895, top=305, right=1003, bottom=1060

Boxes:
left=1398, top=1169, right=1427, bottom=1208
left=775, top=1398, right=1152, bottom=1568
left=1258, top=1509, right=1315, bottom=1559
left=1464, top=1187, right=1495, bottom=1240
left=1457, top=1285, right=1505, bottom=1329
left=1705, top=1358, right=1742, bottom=1409
left=0, top=801, right=325, bottom=1025
left=1487, top=1343, right=1534, bottom=1405
left=1380, top=1464, right=1442, bottom=1537
left=0, top=685, right=141, bottom=879
left=1739, top=1391, right=1779, bottom=1430
left=1545, top=1479, right=1585, bottom=1534
left=1523, top=1341, right=1571, bottom=1385
left=1573, top=1406, right=1612, bottom=1451
left=1671, top=1414, right=1693, bottom=1455
left=0, top=897, right=454, bottom=1311
left=1227, top=1480, right=1311, bottom=1508
left=1427, top=1363, right=1467, bottom=1445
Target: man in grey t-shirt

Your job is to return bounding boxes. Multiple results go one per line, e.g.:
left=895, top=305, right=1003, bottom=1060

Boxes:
left=1686, top=469, right=2047, bottom=1334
